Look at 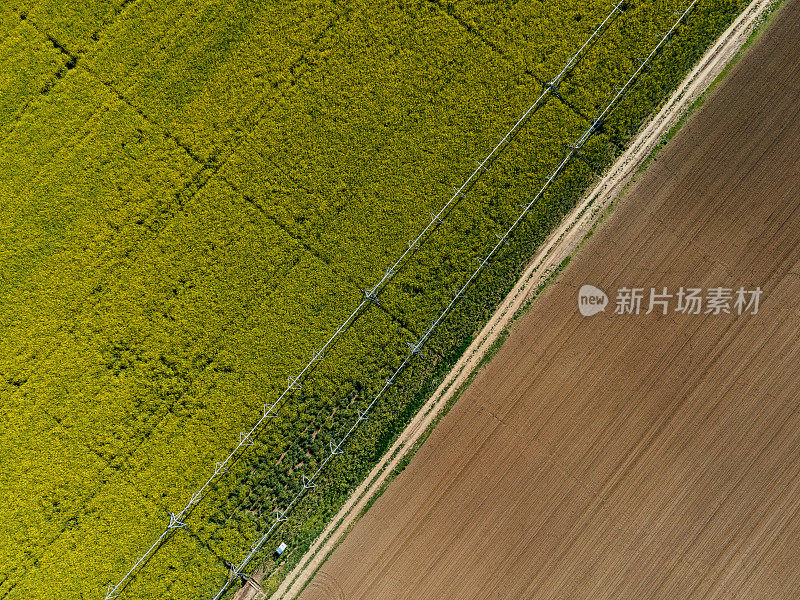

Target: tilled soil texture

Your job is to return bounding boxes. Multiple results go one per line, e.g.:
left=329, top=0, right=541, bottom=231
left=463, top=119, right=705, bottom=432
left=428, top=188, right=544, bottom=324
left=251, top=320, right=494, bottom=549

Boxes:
left=297, top=2, right=800, bottom=599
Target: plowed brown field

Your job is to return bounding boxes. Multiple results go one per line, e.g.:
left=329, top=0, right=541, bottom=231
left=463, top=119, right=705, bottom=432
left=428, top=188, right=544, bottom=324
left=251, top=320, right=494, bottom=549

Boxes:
left=298, top=2, right=800, bottom=599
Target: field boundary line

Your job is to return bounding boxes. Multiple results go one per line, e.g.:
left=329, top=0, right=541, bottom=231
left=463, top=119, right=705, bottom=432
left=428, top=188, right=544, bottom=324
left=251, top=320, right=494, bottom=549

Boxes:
left=268, top=1, right=777, bottom=598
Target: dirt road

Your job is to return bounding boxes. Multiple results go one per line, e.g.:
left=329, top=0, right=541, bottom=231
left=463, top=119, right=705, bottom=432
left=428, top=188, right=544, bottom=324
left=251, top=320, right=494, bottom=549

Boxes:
left=294, top=0, right=800, bottom=598
left=269, top=1, right=780, bottom=598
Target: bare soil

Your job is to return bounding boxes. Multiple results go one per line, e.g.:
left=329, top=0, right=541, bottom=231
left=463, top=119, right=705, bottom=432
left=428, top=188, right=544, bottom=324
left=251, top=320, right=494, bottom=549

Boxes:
left=294, top=1, right=800, bottom=598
